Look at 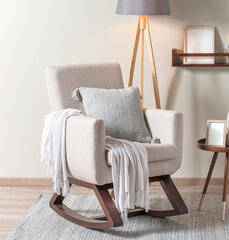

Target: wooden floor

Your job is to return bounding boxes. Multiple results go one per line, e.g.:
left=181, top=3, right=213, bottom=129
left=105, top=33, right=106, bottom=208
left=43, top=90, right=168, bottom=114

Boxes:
left=0, top=180, right=228, bottom=240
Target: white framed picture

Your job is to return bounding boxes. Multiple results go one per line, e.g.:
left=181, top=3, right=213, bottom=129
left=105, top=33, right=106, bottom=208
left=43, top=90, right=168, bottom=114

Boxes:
left=183, top=27, right=215, bottom=64
left=206, top=120, right=227, bottom=147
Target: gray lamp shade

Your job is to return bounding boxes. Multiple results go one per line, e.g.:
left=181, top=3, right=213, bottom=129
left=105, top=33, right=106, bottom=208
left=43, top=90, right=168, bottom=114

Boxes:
left=116, top=0, right=171, bottom=15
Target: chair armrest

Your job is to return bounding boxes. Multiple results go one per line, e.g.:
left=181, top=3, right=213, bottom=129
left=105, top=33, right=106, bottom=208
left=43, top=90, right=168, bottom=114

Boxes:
left=66, top=115, right=112, bottom=185
left=144, top=109, right=183, bottom=170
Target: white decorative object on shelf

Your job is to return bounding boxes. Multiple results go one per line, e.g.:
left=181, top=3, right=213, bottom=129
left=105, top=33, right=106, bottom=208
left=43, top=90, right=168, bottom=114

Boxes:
left=184, top=27, right=215, bottom=64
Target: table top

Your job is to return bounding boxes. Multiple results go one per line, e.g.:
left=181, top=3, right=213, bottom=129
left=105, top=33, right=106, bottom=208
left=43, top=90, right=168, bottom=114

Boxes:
left=197, top=138, right=229, bottom=153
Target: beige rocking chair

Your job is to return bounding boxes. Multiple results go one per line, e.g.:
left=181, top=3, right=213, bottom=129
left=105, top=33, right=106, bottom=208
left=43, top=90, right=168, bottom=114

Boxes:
left=45, top=62, right=188, bottom=229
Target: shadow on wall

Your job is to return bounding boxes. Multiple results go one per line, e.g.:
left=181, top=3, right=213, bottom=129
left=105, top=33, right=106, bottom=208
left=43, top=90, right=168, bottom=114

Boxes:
left=166, top=66, right=229, bottom=176
left=164, top=0, right=229, bottom=174
left=171, top=0, right=229, bottom=24
left=165, top=68, right=182, bottom=110
left=215, top=27, right=227, bottom=63
left=165, top=27, right=227, bottom=110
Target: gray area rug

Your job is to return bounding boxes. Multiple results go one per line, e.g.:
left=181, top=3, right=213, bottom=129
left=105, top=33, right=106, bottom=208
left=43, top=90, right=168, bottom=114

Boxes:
left=6, top=194, right=229, bottom=240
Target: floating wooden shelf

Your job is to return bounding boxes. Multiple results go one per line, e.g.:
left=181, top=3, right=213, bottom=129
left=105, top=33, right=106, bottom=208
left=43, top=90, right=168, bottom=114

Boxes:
left=172, top=49, right=229, bottom=67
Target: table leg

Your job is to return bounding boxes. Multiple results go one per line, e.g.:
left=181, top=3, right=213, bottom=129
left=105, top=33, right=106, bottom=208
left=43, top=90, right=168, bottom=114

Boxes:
left=198, top=152, right=218, bottom=211
left=222, top=153, right=229, bottom=221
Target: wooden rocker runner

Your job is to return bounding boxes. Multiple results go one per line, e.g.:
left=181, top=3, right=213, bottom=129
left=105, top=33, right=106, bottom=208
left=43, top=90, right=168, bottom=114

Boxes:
left=50, top=176, right=188, bottom=229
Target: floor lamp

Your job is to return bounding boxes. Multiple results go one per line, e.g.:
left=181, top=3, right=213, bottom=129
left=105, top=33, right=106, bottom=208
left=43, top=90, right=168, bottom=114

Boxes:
left=116, top=0, right=170, bottom=108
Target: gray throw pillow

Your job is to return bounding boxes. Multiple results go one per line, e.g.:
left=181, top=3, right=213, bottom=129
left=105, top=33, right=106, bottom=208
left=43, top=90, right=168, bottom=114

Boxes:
left=72, top=86, right=152, bottom=143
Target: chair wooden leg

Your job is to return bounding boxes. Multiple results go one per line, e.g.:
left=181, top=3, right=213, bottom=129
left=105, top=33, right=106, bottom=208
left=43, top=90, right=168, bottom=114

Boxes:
left=49, top=175, right=187, bottom=229
left=49, top=179, right=123, bottom=229
left=146, top=175, right=188, bottom=217
left=126, top=175, right=188, bottom=218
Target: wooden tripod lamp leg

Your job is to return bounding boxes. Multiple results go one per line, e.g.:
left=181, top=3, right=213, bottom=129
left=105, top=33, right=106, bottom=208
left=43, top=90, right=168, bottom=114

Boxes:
left=128, top=18, right=141, bottom=88
left=140, top=29, right=144, bottom=107
left=145, top=17, right=161, bottom=109
left=140, top=16, right=146, bottom=107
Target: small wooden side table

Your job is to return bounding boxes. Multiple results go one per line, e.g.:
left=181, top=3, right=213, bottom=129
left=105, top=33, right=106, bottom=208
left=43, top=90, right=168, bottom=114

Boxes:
left=197, top=138, right=229, bottom=221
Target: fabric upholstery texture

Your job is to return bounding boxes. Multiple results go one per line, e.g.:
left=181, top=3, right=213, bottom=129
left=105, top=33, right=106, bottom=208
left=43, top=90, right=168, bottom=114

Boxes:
left=45, top=63, right=183, bottom=185
left=144, top=109, right=183, bottom=172
left=73, top=86, right=152, bottom=143
left=45, top=62, right=124, bottom=113
left=106, top=143, right=178, bottom=166
left=65, top=109, right=182, bottom=185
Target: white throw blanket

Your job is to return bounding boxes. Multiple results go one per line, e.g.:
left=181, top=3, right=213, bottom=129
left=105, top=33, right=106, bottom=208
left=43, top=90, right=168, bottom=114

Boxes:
left=106, top=136, right=149, bottom=221
left=41, top=108, right=149, bottom=221
left=41, top=108, right=82, bottom=196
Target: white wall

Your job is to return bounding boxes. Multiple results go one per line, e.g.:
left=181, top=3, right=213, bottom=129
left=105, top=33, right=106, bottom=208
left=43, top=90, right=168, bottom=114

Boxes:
left=1, top=0, right=229, bottom=178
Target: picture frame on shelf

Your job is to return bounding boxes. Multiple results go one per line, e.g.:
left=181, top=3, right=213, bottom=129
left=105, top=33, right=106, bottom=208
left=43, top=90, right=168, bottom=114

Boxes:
left=183, top=27, right=215, bottom=64
left=206, top=120, right=227, bottom=147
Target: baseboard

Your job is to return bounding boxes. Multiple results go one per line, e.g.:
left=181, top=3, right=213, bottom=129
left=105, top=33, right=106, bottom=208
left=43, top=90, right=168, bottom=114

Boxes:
left=0, top=177, right=224, bottom=186
left=174, top=178, right=224, bottom=186
left=0, top=178, right=53, bottom=186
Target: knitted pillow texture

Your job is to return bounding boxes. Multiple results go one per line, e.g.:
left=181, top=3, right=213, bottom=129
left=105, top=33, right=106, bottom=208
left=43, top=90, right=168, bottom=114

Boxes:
left=72, top=86, right=152, bottom=143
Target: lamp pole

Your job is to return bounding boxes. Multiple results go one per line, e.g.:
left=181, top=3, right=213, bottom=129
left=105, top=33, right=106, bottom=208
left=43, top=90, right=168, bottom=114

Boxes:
left=128, top=15, right=161, bottom=109
left=116, top=0, right=170, bottom=109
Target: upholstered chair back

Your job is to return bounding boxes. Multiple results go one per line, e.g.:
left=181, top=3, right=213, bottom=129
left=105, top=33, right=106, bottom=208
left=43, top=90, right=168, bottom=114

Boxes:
left=45, top=62, right=124, bottom=112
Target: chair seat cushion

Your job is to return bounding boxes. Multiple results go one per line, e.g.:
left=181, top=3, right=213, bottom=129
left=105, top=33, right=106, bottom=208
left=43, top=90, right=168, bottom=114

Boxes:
left=106, top=143, right=178, bottom=166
